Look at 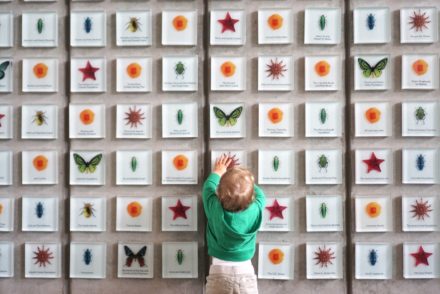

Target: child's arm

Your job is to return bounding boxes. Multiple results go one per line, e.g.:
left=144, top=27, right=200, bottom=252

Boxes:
left=253, top=184, right=266, bottom=209
left=202, top=155, right=232, bottom=214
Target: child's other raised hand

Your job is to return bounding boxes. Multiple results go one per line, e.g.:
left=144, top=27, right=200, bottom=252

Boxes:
left=213, top=154, right=232, bottom=177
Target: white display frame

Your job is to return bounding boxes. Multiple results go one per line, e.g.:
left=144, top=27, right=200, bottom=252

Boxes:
left=22, top=58, right=58, bottom=93
left=258, top=103, right=294, bottom=137
left=22, top=196, right=58, bottom=232
left=210, top=10, right=245, bottom=46
left=116, top=57, right=152, bottom=92
left=70, top=196, right=106, bottom=232
left=305, top=102, right=342, bottom=137
left=69, top=151, right=105, bottom=186
left=116, top=104, right=152, bottom=139
left=116, top=10, right=152, bottom=47
left=0, top=104, right=13, bottom=139
left=306, top=242, right=343, bottom=279
left=353, top=7, right=391, bottom=44
left=162, top=102, right=198, bottom=138
left=161, top=10, right=197, bottom=46
left=210, top=57, right=246, bottom=91
left=258, top=243, right=294, bottom=280
left=257, top=56, right=293, bottom=92
left=69, top=242, right=106, bottom=279
left=22, top=12, right=58, bottom=47
left=0, top=58, right=13, bottom=93
left=116, top=150, right=152, bottom=186
left=305, top=55, right=340, bottom=91
left=161, top=150, right=198, bottom=185
left=0, top=197, right=14, bottom=232
left=161, top=195, right=197, bottom=232
left=402, top=101, right=439, bottom=137
left=304, top=8, right=342, bottom=45
left=401, top=54, right=439, bottom=90
left=210, top=103, right=245, bottom=139
left=70, top=11, right=106, bottom=47
left=117, top=243, right=154, bottom=279
left=21, top=104, right=57, bottom=139
left=355, top=242, right=392, bottom=280
left=0, top=241, right=14, bottom=277
left=258, top=150, right=295, bottom=185
left=0, top=12, right=13, bottom=48
left=400, top=7, right=438, bottom=44
left=402, top=195, right=439, bottom=232
left=116, top=196, right=152, bottom=232
left=355, top=195, right=392, bottom=232
left=25, top=242, right=61, bottom=278
left=260, top=196, right=293, bottom=232
left=70, top=58, right=106, bottom=93
left=354, top=102, right=391, bottom=137
left=354, top=54, right=391, bottom=91
left=403, top=242, right=439, bottom=279
left=306, top=195, right=343, bottom=232
left=355, top=149, right=392, bottom=185
left=258, top=9, right=293, bottom=45
left=162, top=56, right=198, bottom=92
left=22, top=150, right=58, bottom=185
left=402, top=148, right=439, bottom=184
left=0, top=151, right=12, bottom=186
left=162, top=242, right=198, bottom=279
left=305, top=149, right=342, bottom=185
left=69, top=104, right=105, bottom=139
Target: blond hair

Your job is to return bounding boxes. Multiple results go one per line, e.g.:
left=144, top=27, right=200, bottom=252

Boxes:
left=217, top=167, right=255, bottom=212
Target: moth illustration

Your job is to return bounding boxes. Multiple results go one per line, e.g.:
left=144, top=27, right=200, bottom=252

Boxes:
left=0, top=61, right=11, bottom=80
left=73, top=153, right=103, bottom=173
left=213, top=106, right=243, bottom=127
left=358, top=58, right=388, bottom=78
left=124, top=245, right=147, bottom=267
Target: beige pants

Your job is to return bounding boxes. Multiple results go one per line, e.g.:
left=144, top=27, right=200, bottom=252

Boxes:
left=205, top=265, right=258, bottom=294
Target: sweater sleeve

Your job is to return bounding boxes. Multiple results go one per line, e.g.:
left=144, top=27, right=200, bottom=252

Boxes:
left=202, top=173, right=221, bottom=216
left=253, top=184, right=266, bottom=209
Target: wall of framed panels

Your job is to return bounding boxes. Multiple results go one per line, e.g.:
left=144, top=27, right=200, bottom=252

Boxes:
left=0, top=0, right=439, bottom=293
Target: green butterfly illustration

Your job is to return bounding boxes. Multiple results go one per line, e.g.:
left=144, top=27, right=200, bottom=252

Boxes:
left=213, top=106, right=243, bottom=127
left=73, top=153, right=102, bottom=173
left=358, top=58, right=388, bottom=78
left=0, top=61, right=11, bottom=80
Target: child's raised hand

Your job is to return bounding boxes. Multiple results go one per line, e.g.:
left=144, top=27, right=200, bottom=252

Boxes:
left=213, top=154, right=232, bottom=176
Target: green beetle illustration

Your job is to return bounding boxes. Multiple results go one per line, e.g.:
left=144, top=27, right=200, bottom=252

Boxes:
left=273, top=156, right=280, bottom=172
left=37, top=18, right=44, bottom=34
left=320, top=202, right=328, bottom=218
left=414, top=106, right=426, bottom=124
left=319, top=15, right=326, bottom=31
left=320, top=108, right=327, bottom=124
left=176, top=249, right=184, bottom=265
left=177, top=109, right=183, bottom=125
left=131, top=156, right=137, bottom=172
left=175, top=62, right=185, bottom=79
left=318, top=154, right=328, bottom=172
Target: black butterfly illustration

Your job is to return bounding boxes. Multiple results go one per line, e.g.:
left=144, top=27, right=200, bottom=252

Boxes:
left=124, top=245, right=147, bottom=267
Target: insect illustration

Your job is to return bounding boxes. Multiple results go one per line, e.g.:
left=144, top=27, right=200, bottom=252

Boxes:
left=37, top=18, right=44, bottom=34
left=124, top=245, right=147, bottom=267
left=273, top=156, right=280, bottom=172
left=0, top=114, right=5, bottom=127
left=416, top=154, right=425, bottom=171
left=265, top=58, right=287, bottom=80
left=83, top=249, right=92, bottom=265
left=35, top=201, right=44, bottom=219
left=358, top=58, right=388, bottom=78
left=320, top=108, right=327, bottom=124
left=318, top=154, right=329, bottom=172
left=124, top=106, right=145, bottom=128
left=0, top=61, right=11, bottom=80
left=409, top=9, right=430, bottom=32
left=84, top=17, right=92, bottom=34
left=80, top=202, right=96, bottom=218
left=369, top=249, right=378, bottom=266
left=414, top=107, right=426, bottom=124
left=73, top=153, right=102, bottom=174
left=176, top=249, right=184, bottom=265
left=320, top=202, right=327, bottom=218
left=131, top=156, right=137, bottom=172
left=177, top=109, right=183, bottom=125
left=33, top=245, right=53, bottom=267
left=410, top=198, right=432, bottom=220
left=314, top=246, right=335, bottom=268
left=319, top=15, right=326, bottom=31
left=125, top=17, right=142, bottom=33
left=32, top=110, right=48, bottom=126
left=213, top=106, right=243, bottom=127
left=175, top=62, right=186, bottom=79
left=367, top=13, right=375, bottom=30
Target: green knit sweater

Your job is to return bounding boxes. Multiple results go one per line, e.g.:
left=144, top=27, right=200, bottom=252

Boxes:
left=202, top=173, right=266, bottom=261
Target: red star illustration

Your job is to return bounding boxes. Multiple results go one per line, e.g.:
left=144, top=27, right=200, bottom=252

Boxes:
left=218, top=12, right=239, bottom=33
left=169, top=199, right=190, bottom=220
left=0, top=114, right=5, bottom=127
left=78, top=61, right=99, bottom=82
left=410, top=246, right=432, bottom=267
left=265, top=199, right=287, bottom=220
left=362, top=152, right=385, bottom=173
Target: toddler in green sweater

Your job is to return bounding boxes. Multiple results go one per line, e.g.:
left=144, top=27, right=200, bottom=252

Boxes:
left=203, top=154, right=266, bottom=294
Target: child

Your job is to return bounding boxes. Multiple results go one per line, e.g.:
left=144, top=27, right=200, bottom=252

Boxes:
left=203, top=154, right=266, bottom=294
